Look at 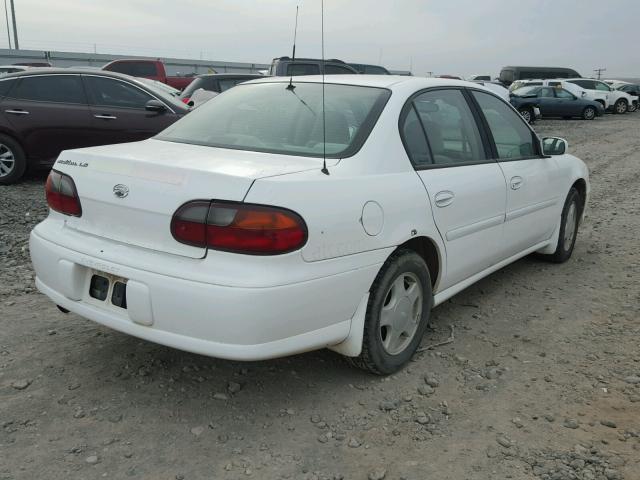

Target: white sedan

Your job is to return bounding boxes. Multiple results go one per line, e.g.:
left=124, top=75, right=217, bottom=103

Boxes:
left=30, top=76, right=589, bottom=374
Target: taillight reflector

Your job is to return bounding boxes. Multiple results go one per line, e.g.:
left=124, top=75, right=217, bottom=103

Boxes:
left=171, top=201, right=307, bottom=255
left=181, top=97, right=190, bottom=104
left=45, top=170, right=82, bottom=216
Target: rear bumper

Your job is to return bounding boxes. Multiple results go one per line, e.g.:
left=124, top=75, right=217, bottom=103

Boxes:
left=30, top=229, right=382, bottom=361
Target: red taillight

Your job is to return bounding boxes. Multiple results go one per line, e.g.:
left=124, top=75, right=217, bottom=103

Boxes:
left=45, top=170, right=82, bottom=216
left=181, top=97, right=190, bottom=104
left=171, top=201, right=307, bottom=255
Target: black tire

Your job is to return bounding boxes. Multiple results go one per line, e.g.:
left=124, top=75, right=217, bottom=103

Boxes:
left=518, top=107, right=533, bottom=124
left=614, top=99, right=628, bottom=114
left=582, top=106, right=596, bottom=120
left=0, top=134, right=27, bottom=185
left=542, top=188, right=582, bottom=263
left=348, top=249, right=432, bottom=375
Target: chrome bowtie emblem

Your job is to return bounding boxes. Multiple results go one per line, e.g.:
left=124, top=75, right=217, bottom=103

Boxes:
left=113, top=184, right=129, bottom=198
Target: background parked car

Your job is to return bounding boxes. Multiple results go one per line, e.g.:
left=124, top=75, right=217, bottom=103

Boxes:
left=347, top=63, right=390, bottom=74
left=102, top=59, right=201, bottom=90
left=268, top=57, right=358, bottom=76
left=565, top=78, right=636, bottom=114
left=180, top=73, right=264, bottom=106
left=499, top=66, right=581, bottom=87
left=510, top=85, right=604, bottom=121
left=467, top=74, right=491, bottom=81
left=515, top=79, right=610, bottom=110
left=0, top=69, right=189, bottom=184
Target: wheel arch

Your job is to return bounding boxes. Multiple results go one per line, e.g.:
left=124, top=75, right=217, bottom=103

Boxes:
left=571, top=178, right=587, bottom=212
left=395, top=235, right=442, bottom=291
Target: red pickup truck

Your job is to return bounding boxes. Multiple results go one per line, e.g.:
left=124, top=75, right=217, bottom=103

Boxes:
left=102, top=59, right=201, bottom=90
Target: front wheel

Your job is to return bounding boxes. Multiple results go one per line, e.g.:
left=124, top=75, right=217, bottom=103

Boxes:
left=614, top=99, right=628, bottom=114
left=542, top=188, right=582, bottom=263
left=582, top=106, right=596, bottom=120
left=349, top=249, right=432, bottom=375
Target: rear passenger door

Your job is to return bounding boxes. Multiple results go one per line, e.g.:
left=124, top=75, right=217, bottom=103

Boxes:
left=401, top=88, right=507, bottom=290
left=1, top=74, right=94, bottom=161
left=471, top=90, right=562, bottom=256
left=82, top=75, right=178, bottom=145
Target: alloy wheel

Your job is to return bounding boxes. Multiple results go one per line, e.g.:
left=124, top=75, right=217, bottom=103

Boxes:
left=379, top=272, right=423, bottom=355
left=615, top=101, right=627, bottom=114
left=519, top=110, right=531, bottom=123
left=0, top=143, right=16, bottom=178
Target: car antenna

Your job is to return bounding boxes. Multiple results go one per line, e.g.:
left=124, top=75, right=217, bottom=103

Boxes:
left=320, top=0, right=329, bottom=175
left=286, top=5, right=299, bottom=91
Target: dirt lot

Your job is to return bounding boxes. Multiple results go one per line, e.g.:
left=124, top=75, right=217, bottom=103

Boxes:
left=1, top=114, right=639, bottom=480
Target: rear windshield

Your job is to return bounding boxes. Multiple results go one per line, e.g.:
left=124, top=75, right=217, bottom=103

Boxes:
left=158, top=82, right=390, bottom=158
left=513, top=86, right=540, bottom=96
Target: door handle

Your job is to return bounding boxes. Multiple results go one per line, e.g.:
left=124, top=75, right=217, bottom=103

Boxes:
left=94, top=114, right=117, bottom=120
left=5, top=109, right=29, bottom=115
left=510, top=176, right=523, bottom=190
left=434, top=190, right=455, bottom=207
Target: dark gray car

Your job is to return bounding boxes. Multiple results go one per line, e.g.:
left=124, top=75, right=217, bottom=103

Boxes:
left=268, top=57, right=358, bottom=76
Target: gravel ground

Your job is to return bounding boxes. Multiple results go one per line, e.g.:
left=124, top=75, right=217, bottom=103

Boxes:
left=1, top=114, right=639, bottom=480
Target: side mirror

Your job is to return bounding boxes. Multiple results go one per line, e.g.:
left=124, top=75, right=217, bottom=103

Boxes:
left=145, top=99, right=167, bottom=113
left=542, top=137, right=568, bottom=156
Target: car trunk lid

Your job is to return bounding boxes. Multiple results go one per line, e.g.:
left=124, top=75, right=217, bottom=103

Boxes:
left=55, top=139, right=325, bottom=258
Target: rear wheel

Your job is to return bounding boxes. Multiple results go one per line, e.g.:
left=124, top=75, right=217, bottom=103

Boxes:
left=614, top=99, right=628, bottom=114
left=542, top=188, right=582, bottom=263
left=518, top=107, right=533, bottom=124
left=582, top=106, right=596, bottom=120
left=0, top=134, right=26, bottom=185
left=348, top=249, right=432, bottom=375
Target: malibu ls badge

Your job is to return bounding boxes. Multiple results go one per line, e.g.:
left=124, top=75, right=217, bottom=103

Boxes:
left=113, top=184, right=129, bottom=199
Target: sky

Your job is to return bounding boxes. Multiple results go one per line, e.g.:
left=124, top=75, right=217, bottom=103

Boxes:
left=3, top=0, right=639, bottom=78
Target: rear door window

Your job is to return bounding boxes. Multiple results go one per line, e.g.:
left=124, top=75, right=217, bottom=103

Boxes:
left=472, top=90, right=536, bottom=160
left=594, top=81, right=611, bottom=92
left=412, top=89, right=486, bottom=166
left=83, top=76, right=153, bottom=109
left=10, top=75, right=86, bottom=104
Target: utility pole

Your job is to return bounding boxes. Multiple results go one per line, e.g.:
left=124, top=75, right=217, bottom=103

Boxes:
left=594, top=68, right=606, bottom=80
left=9, top=0, right=17, bottom=49
left=4, top=0, right=11, bottom=49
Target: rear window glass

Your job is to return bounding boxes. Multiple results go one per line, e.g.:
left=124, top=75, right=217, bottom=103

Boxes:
left=158, top=82, right=390, bottom=158
left=10, top=75, right=85, bottom=104
left=286, top=63, right=320, bottom=76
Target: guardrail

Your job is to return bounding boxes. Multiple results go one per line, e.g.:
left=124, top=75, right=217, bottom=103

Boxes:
left=0, top=48, right=269, bottom=75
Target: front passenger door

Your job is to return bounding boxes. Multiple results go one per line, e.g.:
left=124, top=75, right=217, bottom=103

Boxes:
left=471, top=90, right=563, bottom=257
left=401, top=88, right=507, bottom=290
left=82, top=75, right=177, bottom=146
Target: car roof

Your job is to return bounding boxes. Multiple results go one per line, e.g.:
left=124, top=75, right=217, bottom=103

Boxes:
left=245, top=75, right=483, bottom=91
left=0, top=67, right=146, bottom=81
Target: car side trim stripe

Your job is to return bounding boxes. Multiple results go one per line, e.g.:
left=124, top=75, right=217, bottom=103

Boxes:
left=445, top=214, right=504, bottom=241
left=505, top=198, right=558, bottom=222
